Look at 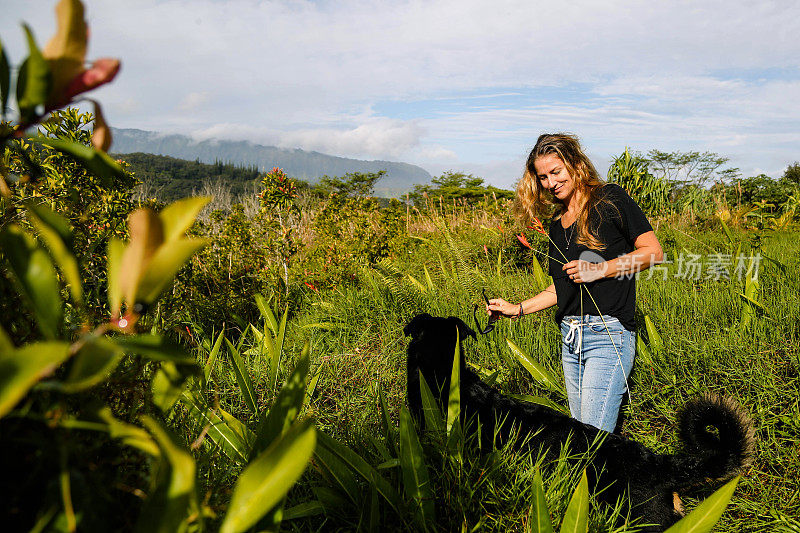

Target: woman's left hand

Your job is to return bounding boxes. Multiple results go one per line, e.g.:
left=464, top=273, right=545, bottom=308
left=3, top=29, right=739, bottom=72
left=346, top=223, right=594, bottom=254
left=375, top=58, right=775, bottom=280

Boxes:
left=562, top=259, right=607, bottom=283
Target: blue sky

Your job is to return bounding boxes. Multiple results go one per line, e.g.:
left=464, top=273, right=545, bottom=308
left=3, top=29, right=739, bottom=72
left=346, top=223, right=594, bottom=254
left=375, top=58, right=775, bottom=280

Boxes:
left=3, top=0, right=799, bottom=188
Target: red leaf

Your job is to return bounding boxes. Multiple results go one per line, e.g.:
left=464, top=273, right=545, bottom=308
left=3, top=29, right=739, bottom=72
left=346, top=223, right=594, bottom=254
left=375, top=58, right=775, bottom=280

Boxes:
left=55, top=57, right=120, bottom=107
left=516, top=234, right=532, bottom=249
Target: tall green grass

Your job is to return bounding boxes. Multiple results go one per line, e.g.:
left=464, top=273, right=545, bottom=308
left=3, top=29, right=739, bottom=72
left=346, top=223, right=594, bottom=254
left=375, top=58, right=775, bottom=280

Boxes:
left=188, top=212, right=799, bottom=531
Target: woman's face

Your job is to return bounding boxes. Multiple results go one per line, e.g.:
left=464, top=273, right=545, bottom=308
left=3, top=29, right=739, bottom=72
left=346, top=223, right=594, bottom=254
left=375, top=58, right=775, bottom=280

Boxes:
left=534, top=153, right=576, bottom=203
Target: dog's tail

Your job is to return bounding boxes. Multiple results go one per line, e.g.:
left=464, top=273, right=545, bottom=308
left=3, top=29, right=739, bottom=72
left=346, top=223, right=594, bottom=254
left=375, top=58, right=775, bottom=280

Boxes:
left=667, top=394, right=755, bottom=489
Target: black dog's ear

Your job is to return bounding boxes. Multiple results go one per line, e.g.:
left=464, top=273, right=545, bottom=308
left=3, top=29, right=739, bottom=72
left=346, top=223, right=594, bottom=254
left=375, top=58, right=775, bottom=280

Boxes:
left=449, top=316, right=476, bottom=340
left=404, top=313, right=433, bottom=338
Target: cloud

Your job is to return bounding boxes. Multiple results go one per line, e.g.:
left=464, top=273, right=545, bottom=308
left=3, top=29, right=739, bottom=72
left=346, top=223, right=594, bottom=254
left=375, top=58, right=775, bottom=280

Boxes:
left=190, top=123, right=278, bottom=145
left=178, top=92, right=212, bottom=112
left=415, top=146, right=458, bottom=162
left=2, top=1, right=798, bottom=182
left=190, top=118, right=423, bottom=159
left=276, top=119, right=424, bottom=159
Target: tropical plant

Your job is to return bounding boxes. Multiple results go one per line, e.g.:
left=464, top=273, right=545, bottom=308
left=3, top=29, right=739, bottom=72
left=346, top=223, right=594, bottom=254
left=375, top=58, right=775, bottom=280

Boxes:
left=607, top=148, right=672, bottom=216
left=1, top=0, right=123, bottom=194
left=0, top=195, right=207, bottom=529
left=0, top=4, right=318, bottom=531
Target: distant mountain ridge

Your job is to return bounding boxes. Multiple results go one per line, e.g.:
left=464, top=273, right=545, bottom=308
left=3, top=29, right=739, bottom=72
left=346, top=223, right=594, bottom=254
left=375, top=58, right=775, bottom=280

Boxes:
left=111, top=128, right=431, bottom=197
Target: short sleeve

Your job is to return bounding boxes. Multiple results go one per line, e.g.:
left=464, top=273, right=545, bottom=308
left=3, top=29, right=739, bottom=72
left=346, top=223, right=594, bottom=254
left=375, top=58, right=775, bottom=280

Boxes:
left=603, top=184, right=653, bottom=245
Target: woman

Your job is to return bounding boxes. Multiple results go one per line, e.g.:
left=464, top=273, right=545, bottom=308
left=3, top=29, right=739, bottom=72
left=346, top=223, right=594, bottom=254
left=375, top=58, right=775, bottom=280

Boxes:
left=488, top=133, right=663, bottom=433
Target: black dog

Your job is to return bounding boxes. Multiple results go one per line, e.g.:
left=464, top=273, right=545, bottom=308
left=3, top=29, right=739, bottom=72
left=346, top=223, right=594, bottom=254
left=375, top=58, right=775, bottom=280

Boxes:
left=405, top=314, right=755, bottom=532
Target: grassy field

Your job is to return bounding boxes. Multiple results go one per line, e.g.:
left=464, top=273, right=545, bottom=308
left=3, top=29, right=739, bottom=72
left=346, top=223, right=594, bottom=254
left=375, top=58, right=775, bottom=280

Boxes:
left=181, top=207, right=800, bottom=532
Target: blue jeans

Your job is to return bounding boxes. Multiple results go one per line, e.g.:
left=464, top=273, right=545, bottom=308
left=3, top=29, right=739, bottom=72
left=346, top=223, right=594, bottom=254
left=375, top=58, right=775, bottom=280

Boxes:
left=560, top=315, right=635, bottom=433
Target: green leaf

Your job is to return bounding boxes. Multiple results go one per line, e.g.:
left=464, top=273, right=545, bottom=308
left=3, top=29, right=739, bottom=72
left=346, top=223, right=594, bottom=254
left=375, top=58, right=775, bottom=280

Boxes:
left=60, top=336, right=123, bottom=392
left=30, top=136, right=124, bottom=186
left=664, top=476, right=740, bottom=533
left=0, top=225, right=62, bottom=339
left=25, top=201, right=82, bottom=306
left=363, top=484, right=380, bottom=533
left=225, top=338, right=258, bottom=416
left=219, top=407, right=255, bottom=451
left=644, top=315, right=664, bottom=354
left=107, top=237, right=125, bottom=316
left=256, top=294, right=279, bottom=334
left=530, top=469, right=555, bottom=533
left=136, top=416, right=198, bottom=533
left=399, top=406, right=435, bottom=527
left=96, top=406, right=160, bottom=457
left=317, top=431, right=402, bottom=514
left=16, top=25, right=51, bottom=123
left=738, top=292, right=765, bottom=313
left=559, top=470, right=589, bottom=533
left=204, top=331, right=224, bottom=383
left=282, top=501, right=325, bottom=520
left=406, top=273, right=427, bottom=293
left=249, top=322, right=264, bottom=344
left=378, top=384, right=398, bottom=456
left=251, top=346, right=309, bottom=459
left=740, top=261, right=760, bottom=328
left=636, top=333, right=652, bottom=361
left=181, top=390, right=250, bottom=464
left=506, top=337, right=566, bottom=397
left=446, top=327, right=461, bottom=435
left=136, top=238, right=209, bottom=304
left=418, top=369, right=445, bottom=435
left=270, top=303, right=289, bottom=390
left=0, top=37, right=10, bottom=119
left=508, top=394, right=570, bottom=416
left=113, top=335, right=196, bottom=364
left=719, top=218, right=735, bottom=245
left=531, top=253, right=550, bottom=291
left=446, top=327, right=463, bottom=462
left=423, top=265, right=435, bottom=292
left=313, top=446, right=360, bottom=505
left=305, top=361, right=322, bottom=405
left=312, top=486, right=352, bottom=519
left=0, top=341, right=70, bottom=418
left=369, top=434, right=392, bottom=463
left=158, top=196, right=211, bottom=243
left=220, top=419, right=316, bottom=533
left=376, top=457, right=399, bottom=470
left=152, top=361, right=193, bottom=414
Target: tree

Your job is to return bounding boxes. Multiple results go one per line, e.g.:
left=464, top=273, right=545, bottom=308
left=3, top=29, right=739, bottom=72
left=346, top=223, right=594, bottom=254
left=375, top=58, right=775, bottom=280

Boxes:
left=409, top=171, right=514, bottom=206
left=315, top=170, right=386, bottom=198
left=781, top=162, right=800, bottom=185
left=646, top=149, right=737, bottom=185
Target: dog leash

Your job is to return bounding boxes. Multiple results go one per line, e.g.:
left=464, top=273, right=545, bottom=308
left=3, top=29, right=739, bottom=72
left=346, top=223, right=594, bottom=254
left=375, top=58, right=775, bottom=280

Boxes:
left=473, top=288, right=499, bottom=334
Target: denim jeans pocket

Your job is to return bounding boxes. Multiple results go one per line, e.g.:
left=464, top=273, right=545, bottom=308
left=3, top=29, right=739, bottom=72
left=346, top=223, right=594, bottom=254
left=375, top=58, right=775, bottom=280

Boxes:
left=586, top=317, right=622, bottom=334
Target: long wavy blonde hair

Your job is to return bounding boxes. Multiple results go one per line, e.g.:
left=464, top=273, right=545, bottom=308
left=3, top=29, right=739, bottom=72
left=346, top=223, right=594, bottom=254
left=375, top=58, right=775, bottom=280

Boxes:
left=514, top=133, right=610, bottom=250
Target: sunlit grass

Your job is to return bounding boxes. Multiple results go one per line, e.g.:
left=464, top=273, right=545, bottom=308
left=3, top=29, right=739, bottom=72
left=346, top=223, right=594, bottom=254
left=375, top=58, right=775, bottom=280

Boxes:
left=190, top=211, right=799, bottom=531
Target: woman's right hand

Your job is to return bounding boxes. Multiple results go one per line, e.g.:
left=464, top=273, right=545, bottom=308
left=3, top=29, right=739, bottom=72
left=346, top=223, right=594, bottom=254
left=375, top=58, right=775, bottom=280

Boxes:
left=486, top=297, right=519, bottom=318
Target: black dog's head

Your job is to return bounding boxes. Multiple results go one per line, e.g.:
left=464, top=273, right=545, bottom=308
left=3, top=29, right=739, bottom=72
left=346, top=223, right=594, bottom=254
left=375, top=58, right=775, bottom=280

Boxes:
left=404, top=313, right=476, bottom=341
left=405, top=314, right=475, bottom=415
left=405, top=314, right=475, bottom=370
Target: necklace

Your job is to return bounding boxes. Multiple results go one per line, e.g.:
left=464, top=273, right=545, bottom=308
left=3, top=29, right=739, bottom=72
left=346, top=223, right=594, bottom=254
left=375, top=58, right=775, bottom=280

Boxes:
left=564, top=222, right=576, bottom=250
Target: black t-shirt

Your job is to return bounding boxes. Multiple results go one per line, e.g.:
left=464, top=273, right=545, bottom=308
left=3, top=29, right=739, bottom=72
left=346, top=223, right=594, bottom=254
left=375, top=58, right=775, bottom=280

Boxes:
left=547, top=184, right=653, bottom=331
